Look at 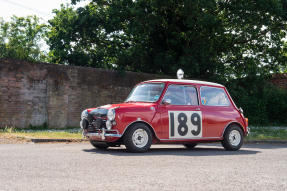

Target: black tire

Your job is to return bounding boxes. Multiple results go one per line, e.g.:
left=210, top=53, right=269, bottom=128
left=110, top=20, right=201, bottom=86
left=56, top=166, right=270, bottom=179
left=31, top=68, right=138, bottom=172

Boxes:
left=90, top=141, right=109, bottom=150
left=183, top=143, right=198, bottom=149
left=222, top=125, right=243, bottom=151
left=123, top=123, right=152, bottom=153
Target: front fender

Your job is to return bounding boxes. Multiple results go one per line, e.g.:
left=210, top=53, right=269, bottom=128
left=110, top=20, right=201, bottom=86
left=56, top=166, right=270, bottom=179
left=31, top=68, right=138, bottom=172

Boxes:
left=113, top=105, right=157, bottom=135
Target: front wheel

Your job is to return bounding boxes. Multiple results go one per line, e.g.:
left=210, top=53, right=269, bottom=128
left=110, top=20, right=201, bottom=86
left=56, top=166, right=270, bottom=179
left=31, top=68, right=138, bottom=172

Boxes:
left=222, top=125, right=243, bottom=151
left=123, top=123, right=152, bottom=153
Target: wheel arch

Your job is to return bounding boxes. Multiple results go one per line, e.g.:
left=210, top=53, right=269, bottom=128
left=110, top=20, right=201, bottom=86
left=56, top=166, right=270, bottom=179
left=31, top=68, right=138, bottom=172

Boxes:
left=122, top=120, right=160, bottom=141
left=222, top=121, right=245, bottom=137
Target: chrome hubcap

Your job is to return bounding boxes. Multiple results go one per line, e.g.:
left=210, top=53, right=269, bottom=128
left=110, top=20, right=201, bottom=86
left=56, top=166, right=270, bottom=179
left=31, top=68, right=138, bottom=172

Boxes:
left=229, top=130, right=241, bottom=146
left=132, top=129, right=148, bottom=148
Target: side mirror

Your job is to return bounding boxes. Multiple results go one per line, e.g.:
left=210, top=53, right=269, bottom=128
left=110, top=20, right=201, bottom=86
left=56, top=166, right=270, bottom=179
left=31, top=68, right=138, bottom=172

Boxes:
left=162, top=99, right=171, bottom=105
left=239, top=107, right=244, bottom=114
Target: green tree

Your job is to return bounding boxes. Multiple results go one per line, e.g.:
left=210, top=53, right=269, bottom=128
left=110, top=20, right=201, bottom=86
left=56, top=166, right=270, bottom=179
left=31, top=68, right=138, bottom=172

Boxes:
left=48, top=0, right=287, bottom=80
left=0, top=15, right=48, bottom=62
left=48, top=5, right=92, bottom=66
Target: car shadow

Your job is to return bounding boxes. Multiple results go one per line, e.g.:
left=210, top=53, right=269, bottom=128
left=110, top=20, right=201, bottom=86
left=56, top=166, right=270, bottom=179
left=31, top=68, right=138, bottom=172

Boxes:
left=244, top=143, right=287, bottom=150
left=82, top=145, right=260, bottom=156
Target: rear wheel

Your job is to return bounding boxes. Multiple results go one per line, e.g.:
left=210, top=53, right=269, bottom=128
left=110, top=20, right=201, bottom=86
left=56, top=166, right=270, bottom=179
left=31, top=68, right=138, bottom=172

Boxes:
left=222, top=125, right=243, bottom=151
left=183, top=143, right=198, bottom=149
left=123, top=123, right=152, bottom=153
left=90, top=141, right=109, bottom=150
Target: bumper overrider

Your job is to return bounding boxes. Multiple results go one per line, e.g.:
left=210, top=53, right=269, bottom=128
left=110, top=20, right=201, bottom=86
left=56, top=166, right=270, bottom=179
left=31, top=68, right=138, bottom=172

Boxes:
left=247, top=127, right=250, bottom=135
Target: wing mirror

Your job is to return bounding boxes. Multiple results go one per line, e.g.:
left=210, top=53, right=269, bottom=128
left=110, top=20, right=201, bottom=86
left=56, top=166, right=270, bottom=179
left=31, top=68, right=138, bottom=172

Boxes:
left=239, top=107, right=244, bottom=114
left=162, top=99, right=171, bottom=105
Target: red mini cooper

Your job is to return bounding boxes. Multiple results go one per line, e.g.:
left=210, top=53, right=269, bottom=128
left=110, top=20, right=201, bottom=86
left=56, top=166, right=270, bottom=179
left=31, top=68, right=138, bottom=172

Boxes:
left=80, top=79, right=249, bottom=152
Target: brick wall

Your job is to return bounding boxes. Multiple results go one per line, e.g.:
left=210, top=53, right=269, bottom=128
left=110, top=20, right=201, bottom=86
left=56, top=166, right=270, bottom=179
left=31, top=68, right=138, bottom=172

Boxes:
left=0, top=59, right=165, bottom=128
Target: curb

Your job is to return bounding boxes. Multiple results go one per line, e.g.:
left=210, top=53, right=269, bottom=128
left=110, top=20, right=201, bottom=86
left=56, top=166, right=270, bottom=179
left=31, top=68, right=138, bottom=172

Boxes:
left=28, top=138, right=287, bottom=144
left=31, top=139, right=87, bottom=143
left=244, top=140, right=287, bottom=144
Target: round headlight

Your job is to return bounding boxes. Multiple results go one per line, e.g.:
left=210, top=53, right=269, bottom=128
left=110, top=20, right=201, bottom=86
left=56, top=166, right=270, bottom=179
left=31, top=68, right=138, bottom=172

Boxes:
left=106, top=120, right=112, bottom=130
left=81, top=110, right=88, bottom=120
left=107, top=109, right=115, bottom=121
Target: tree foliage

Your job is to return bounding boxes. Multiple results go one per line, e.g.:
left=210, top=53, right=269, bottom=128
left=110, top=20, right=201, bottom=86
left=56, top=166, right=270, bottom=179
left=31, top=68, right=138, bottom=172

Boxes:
left=47, top=1, right=287, bottom=125
left=0, top=16, right=48, bottom=62
left=1, top=1, right=286, bottom=125
left=227, top=76, right=287, bottom=125
left=48, top=0, right=287, bottom=80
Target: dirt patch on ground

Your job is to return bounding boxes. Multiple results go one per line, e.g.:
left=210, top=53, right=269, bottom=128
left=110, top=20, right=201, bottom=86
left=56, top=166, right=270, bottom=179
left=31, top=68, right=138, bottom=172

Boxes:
left=0, top=135, right=88, bottom=144
left=0, top=135, right=31, bottom=144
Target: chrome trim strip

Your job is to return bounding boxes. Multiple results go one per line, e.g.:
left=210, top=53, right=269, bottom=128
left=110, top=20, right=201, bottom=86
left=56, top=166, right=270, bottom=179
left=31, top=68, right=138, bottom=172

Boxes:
left=105, top=133, right=121, bottom=137
left=160, top=137, right=221, bottom=141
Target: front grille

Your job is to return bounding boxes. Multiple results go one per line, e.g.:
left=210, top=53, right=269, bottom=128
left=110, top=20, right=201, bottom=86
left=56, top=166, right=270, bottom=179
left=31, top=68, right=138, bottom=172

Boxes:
left=84, top=108, right=108, bottom=132
left=93, top=118, right=106, bottom=129
left=87, top=113, right=94, bottom=123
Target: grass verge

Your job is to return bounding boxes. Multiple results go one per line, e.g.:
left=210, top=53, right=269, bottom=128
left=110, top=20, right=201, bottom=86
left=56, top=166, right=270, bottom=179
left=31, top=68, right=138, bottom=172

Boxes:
left=1, top=126, right=287, bottom=142
left=246, top=126, right=287, bottom=141
left=0, top=127, right=82, bottom=140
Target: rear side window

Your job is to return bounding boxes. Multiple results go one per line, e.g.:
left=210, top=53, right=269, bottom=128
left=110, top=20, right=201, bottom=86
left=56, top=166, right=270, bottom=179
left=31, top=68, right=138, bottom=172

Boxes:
left=162, top=85, right=198, bottom=105
left=200, top=86, right=230, bottom=106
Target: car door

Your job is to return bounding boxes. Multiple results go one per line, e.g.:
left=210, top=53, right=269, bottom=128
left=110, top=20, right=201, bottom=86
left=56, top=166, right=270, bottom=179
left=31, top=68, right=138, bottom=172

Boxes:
left=159, top=84, right=202, bottom=140
left=199, top=86, right=235, bottom=138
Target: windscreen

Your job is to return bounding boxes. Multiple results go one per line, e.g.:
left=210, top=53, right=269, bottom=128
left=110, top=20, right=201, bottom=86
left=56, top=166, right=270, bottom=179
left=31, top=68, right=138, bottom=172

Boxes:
left=125, top=83, right=165, bottom=103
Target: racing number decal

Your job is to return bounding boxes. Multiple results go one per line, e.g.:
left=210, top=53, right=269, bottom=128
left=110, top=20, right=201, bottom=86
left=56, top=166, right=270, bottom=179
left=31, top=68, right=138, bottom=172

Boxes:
left=169, top=111, right=202, bottom=138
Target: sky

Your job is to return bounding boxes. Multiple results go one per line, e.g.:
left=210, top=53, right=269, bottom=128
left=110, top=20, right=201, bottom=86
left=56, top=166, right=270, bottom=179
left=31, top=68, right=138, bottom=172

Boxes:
left=0, top=0, right=88, bottom=22
left=0, top=0, right=89, bottom=51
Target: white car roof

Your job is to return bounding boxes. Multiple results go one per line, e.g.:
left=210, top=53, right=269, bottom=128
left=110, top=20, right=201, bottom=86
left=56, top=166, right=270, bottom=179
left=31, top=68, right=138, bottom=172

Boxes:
left=144, top=79, right=224, bottom=87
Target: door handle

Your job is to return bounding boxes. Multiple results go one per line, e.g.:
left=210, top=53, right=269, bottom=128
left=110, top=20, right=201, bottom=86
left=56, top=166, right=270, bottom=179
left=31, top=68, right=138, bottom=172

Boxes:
left=195, top=108, right=200, bottom=111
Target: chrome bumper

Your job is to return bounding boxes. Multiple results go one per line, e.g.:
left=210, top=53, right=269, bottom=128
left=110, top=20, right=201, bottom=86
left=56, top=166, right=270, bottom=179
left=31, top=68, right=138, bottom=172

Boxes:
left=81, top=120, right=121, bottom=140
left=84, top=129, right=122, bottom=140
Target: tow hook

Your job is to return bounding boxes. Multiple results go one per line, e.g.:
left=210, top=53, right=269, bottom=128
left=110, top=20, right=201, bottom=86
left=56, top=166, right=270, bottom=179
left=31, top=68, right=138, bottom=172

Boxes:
left=101, top=128, right=106, bottom=140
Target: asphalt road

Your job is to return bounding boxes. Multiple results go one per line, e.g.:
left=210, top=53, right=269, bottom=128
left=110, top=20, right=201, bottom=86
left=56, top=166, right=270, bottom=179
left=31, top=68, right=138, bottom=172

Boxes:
left=0, top=143, right=286, bottom=191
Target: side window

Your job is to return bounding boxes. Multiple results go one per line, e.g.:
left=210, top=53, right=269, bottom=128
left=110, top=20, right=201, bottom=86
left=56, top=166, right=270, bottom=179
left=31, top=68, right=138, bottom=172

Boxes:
left=162, top=85, right=198, bottom=105
left=163, top=85, right=185, bottom=105
left=200, top=86, right=230, bottom=106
